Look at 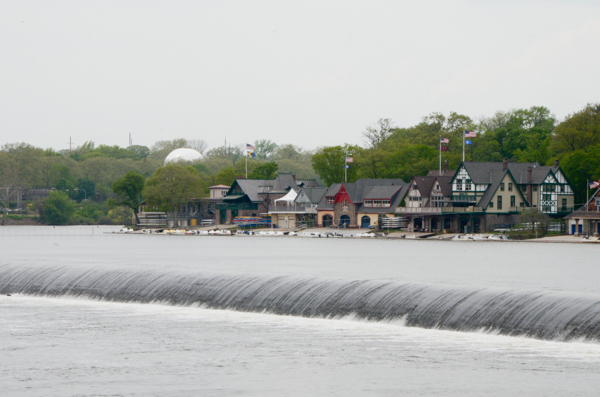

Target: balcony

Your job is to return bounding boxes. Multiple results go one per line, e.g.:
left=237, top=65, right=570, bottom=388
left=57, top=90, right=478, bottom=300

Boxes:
left=268, top=204, right=317, bottom=214
left=396, top=207, right=442, bottom=214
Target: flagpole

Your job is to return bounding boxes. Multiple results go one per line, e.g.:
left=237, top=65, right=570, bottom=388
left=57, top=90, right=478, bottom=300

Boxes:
left=587, top=180, right=589, bottom=211
left=344, top=157, right=347, bottom=183
left=245, top=149, right=248, bottom=179
left=462, top=131, right=465, bottom=162
left=439, top=135, right=442, bottom=175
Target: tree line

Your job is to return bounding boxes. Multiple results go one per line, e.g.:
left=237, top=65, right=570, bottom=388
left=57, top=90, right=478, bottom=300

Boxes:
left=312, top=103, right=600, bottom=204
left=1, top=102, right=598, bottom=224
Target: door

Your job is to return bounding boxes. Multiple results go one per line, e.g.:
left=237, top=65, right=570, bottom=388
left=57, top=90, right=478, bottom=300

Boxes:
left=340, top=215, right=351, bottom=227
left=322, top=215, right=333, bottom=227
left=361, top=216, right=371, bottom=228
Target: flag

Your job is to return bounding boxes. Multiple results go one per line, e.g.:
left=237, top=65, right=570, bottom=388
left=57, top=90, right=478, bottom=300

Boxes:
left=346, top=157, right=353, bottom=163
left=440, top=138, right=449, bottom=144
left=590, top=181, right=600, bottom=189
left=465, top=130, right=477, bottom=138
left=246, top=143, right=255, bottom=151
left=345, top=165, right=350, bottom=169
left=247, top=152, right=256, bottom=158
left=465, top=140, right=472, bottom=145
left=441, top=146, right=448, bottom=151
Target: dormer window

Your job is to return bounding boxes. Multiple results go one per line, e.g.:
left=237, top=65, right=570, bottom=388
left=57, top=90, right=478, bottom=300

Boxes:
left=364, top=200, right=373, bottom=207
left=326, top=197, right=334, bottom=204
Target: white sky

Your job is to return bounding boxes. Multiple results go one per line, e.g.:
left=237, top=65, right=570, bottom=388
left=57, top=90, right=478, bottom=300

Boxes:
left=1, top=1, right=599, bottom=152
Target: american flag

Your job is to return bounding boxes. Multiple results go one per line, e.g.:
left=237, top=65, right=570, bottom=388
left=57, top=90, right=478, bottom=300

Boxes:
left=440, top=138, right=449, bottom=144
left=464, top=130, right=477, bottom=138
left=590, top=181, right=600, bottom=189
left=246, top=143, right=255, bottom=151
left=346, top=157, right=353, bottom=163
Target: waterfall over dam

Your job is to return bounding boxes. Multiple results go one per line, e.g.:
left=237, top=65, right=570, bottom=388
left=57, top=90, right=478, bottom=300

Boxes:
left=1, top=264, right=599, bottom=342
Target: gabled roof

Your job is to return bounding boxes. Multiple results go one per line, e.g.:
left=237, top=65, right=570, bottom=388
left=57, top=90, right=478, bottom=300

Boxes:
left=476, top=169, right=528, bottom=209
left=410, top=176, right=436, bottom=197
left=232, top=179, right=274, bottom=202
left=316, top=179, right=408, bottom=211
left=317, top=183, right=342, bottom=210
left=454, top=161, right=562, bottom=185
left=295, top=187, right=328, bottom=204
left=432, top=175, right=453, bottom=197
left=357, top=184, right=409, bottom=214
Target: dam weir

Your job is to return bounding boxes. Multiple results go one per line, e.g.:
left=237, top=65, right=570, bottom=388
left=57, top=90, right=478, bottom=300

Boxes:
left=1, top=264, right=600, bottom=342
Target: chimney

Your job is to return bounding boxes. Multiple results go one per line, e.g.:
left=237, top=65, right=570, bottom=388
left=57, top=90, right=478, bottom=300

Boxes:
left=527, top=166, right=532, bottom=203
left=502, top=158, right=508, bottom=171
left=444, top=160, right=449, bottom=173
left=554, top=159, right=559, bottom=168
left=292, top=174, right=296, bottom=181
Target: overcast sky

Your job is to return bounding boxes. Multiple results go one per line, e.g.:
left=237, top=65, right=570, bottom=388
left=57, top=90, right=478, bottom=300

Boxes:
left=1, top=1, right=599, bottom=152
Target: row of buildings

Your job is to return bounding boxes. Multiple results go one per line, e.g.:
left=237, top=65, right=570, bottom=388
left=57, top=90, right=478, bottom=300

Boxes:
left=210, top=159, right=588, bottom=234
left=143, top=158, right=600, bottom=235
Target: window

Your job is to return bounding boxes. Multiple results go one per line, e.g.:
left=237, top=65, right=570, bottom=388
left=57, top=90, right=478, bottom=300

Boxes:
left=510, top=195, right=515, bottom=207
left=521, top=185, right=527, bottom=192
left=497, top=195, right=502, bottom=210
left=500, top=183, right=505, bottom=192
left=456, top=183, right=462, bottom=191
left=533, top=185, right=537, bottom=192
left=520, top=202, right=525, bottom=208
left=489, top=201, right=494, bottom=208
left=562, top=198, right=567, bottom=212
left=382, top=200, right=391, bottom=207
left=508, top=183, right=513, bottom=191
left=560, top=185, right=565, bottom=193
left=373, top=200, right=382, bottom=207
left=364, top=200, right=373, bottom=207
left=466, top=184, right=472, bottom=191
left=326, top=197, right=334, bottom=204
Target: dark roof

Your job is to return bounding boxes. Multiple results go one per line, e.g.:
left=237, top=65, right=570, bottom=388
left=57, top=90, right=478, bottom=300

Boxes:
left=459, top=162, right=560, bottom=185
left=427, top=169, right=456, bottom=177
left=234, top=180, right=274, bottom=202
left=564, top=189, right=600, bottom=219
left=316, top=179, right=408, bottom=211
left=363, top=185, right=403, bottom=199
left=434, top=175, right=454, bottom=197
left=296, top=187, right=328, bottom=204
left=357, top=184, right=409, bottom=214
left=317, top=183, right=342, bottom=210
left=411, top=176, right=436, bottom=197
left=475, top=169, right=528, bottom=209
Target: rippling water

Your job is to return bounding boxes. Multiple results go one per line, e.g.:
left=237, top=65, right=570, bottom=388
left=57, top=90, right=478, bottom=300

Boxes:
left=1, top=226, right=600, bottom=396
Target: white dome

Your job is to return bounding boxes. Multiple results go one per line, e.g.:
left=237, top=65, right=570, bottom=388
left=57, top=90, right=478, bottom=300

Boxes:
left=164, top=148, right=203, bottom=164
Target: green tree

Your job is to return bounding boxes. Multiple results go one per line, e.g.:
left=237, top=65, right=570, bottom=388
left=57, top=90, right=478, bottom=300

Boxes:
left=215, top=167, right=237, bottom=186
left=311, top=145, right=359, bottom=186
left=248, top=162, right=278, bottom=179
left=41, top=191, right=75, bottom=225
left=76, top=177, right=96, bottom=202
left=111, top=171, right=145, bottom=224
left=56, top=178, right=77, bottom=199
left=254, top=139, right=278, bottom=159
left=550, top=103, right=600, bottom=156
left=142, top=165, right=203, bottom=225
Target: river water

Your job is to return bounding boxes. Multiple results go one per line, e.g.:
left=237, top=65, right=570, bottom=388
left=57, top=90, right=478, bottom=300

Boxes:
left=1, top=226, right=599, bottom=396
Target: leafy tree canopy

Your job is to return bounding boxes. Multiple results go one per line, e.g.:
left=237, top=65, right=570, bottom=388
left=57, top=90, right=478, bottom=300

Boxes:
left=41, top=191, right=75, bottom=225
left=142, top=165, right=204, bottom=224
left=248, top=162, right=278, bottom=179
left=111, top=171, right=145, bottom=223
